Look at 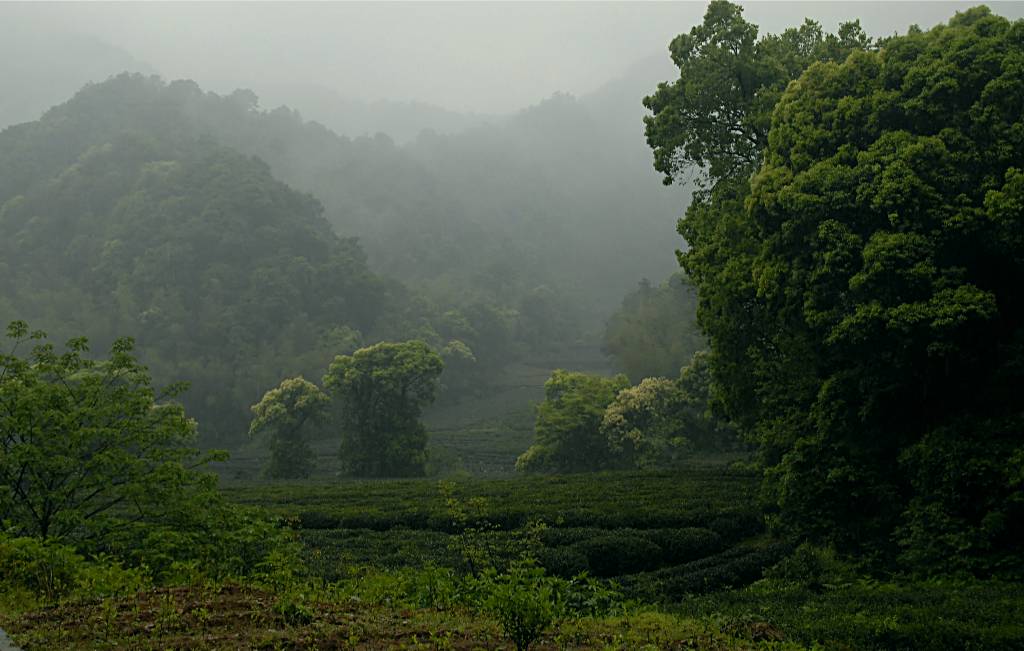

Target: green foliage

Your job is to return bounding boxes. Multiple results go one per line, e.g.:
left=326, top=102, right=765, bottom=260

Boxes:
left=249, top=377, right=329, bottom=479
left=748, top=7, right=1024, bottom=564
left=763, top=543, right=855, bottom=592
left=618, top=540, right=793, bottom=602
left=324, top=340, right=444, bottom=477
left=601, top=377, right=691, bottom=468
left=516, top=370, right=629, bottom=473
left=224, top=468, right=762, bottom=533
left=675, top=351, right=740, bottom=452
left=644, top=0, right=871, bottom=187
left=438, top=338, right=478, bottom=400
left=648, top=1, right=1024, bottom=571
left=687, top=574, right=1024, bottom=651
left=0, top=323, right=221, bottom=543
left=603, top=274, right=704, bottom=382
left=0, top=323, right=301, bottom=589
left=480, top=560, right=558, bottom=651
left=103, top=498, right=302, bottom=584
left=0, top=84, right=402, bottom=445
left=0, top=533, right=148, bottom=604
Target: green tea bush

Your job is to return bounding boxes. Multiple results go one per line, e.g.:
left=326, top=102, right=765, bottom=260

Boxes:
left=647, top=527, right=724, bottom=565
left=480, top=561, right=559, bottom=651
left=619, top=541, right=792, bottom=601
left=224, top=470, right=762, bottom=534
left=764, top=543, right=854, bottom=591
left=105, top=502, right=302, bottom=582
left=273, top=587, right=316, bottom=626
left=688, top=577, right=1024, bottom=651
left=576, top=533, right=663, bottom=577
left=538, top=527, right=605, bottom=548
left=0, top=534, right=87, bottom=600
left=399, top=563, right=462, bottom=609
left=536, top=545, right=590, bottom=577
left=557, top=572, right=625, bottom=617
left=707, top=512, right=764, bottom=543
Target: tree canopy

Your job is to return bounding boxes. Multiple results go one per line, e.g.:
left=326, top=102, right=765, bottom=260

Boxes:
left=648, top=2, right=1024, bottom=571
left=323, top=340, right=443, bottom=477
left=516, top=370, right=629, bottom=474
left=643, top=0, right=872, bottom=188
left=602, top=273, right=703, bottom=382
left=0, top=321, right=218, bottom=542
left=249, top=377, right=329, bottom=479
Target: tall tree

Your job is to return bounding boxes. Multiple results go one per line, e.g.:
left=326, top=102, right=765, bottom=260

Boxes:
left=0, top=321, right=219, bottom=542
left=648, top=2, right=1024, bottom=570
left=601, top=377, right=690, bottom=468
left=644, top=1, right=873, bottom=438
left=603, top=273, right=703, bottom=382
left=323, top=341, right=443, bottom=477
left=249, top=377, right=329, bottom=479
left=516, top=370, right=629, bottom=473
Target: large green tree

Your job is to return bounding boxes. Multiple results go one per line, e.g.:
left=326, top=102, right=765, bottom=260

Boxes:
left=323, top=341, right=443, bottom=477
left=249, top=377, right=330, bottom=479
left=516, top=370, right=629, bottom=473
left=600, top=377, right=690, bottom=469
left=603, top=273, right=703, bottom=382
left=0, top=321, right=218, bottom=542
left=648, top=2, right=1024, bottom=570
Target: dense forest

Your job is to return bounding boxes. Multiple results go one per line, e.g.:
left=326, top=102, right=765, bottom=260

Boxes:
left=1, top=2, right=1023, bottom=649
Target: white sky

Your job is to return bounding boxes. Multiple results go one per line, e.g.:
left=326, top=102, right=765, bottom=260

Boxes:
left=6, top=2, right=1024, bottom=114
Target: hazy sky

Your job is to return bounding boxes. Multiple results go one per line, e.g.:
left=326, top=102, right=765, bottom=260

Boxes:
left=7, top=2, right=1024, bottom=115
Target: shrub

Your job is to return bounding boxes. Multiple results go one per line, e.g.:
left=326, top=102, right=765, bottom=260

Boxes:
left=576, top=533, right=662, bottom=577
left=537, top=546, right=590, bottom=578
left=0, top=534, right=148, bottom=603
left=481, top=561, right=559, bottom=651
left=647, top=527, right=723, bottom=565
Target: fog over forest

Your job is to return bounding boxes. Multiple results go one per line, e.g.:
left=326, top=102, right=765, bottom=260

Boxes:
left=5, top=2, right=1018, bottom=335
left=2, top=2, right=1024, bottom=648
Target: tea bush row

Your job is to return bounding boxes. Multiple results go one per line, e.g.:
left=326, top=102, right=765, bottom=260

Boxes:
left=617, top=540, right=794, bottom=601
left=224, top=469, right=760, bottom=534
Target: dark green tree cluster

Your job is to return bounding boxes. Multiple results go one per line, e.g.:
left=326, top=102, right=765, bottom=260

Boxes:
left=1, top=72, right=648, bottom=442
left=0, top=84, right=407, bottom=445
left=517, top=352, right=737, bottom=474
left=324, top=341, right=444, bottom=477
left=648, top=2, right=1024, bottom=573
left=249, top=340, right=443, bottom=478
left=249, top=377, right=329, bottom=479
left=516, top=371, right=630, bottom=473
left=0, top=323, right=287, bottom=579
left=603, top=273, right=704, bottom=382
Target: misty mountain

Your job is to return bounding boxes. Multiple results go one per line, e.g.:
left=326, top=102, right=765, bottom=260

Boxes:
left=253, top=81, right=497, bottom=144
left=0, top=76, right=411, bottom=444
left=0, top=57, right=691, bottom=441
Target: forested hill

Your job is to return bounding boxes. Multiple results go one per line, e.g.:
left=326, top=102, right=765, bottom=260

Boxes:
left=0, top=70, right=689, bottom=444
left=154, top=65, right=686, bottom=332
left=0, top=76, right=413, bottom=445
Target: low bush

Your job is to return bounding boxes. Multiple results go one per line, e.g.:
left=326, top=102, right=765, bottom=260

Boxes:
left=619, top=541, right=792, bottom=601
left=536, top=545, right=590, bottom=577
left=647, top=527, right=724, bottom=565
left=576, top=533, right=663, bottom=577
left=0, top=534, right=148, bottom=604
left=687, top=576, right=1024, bottom=650
left=480, top=561, right=559, bottom=651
